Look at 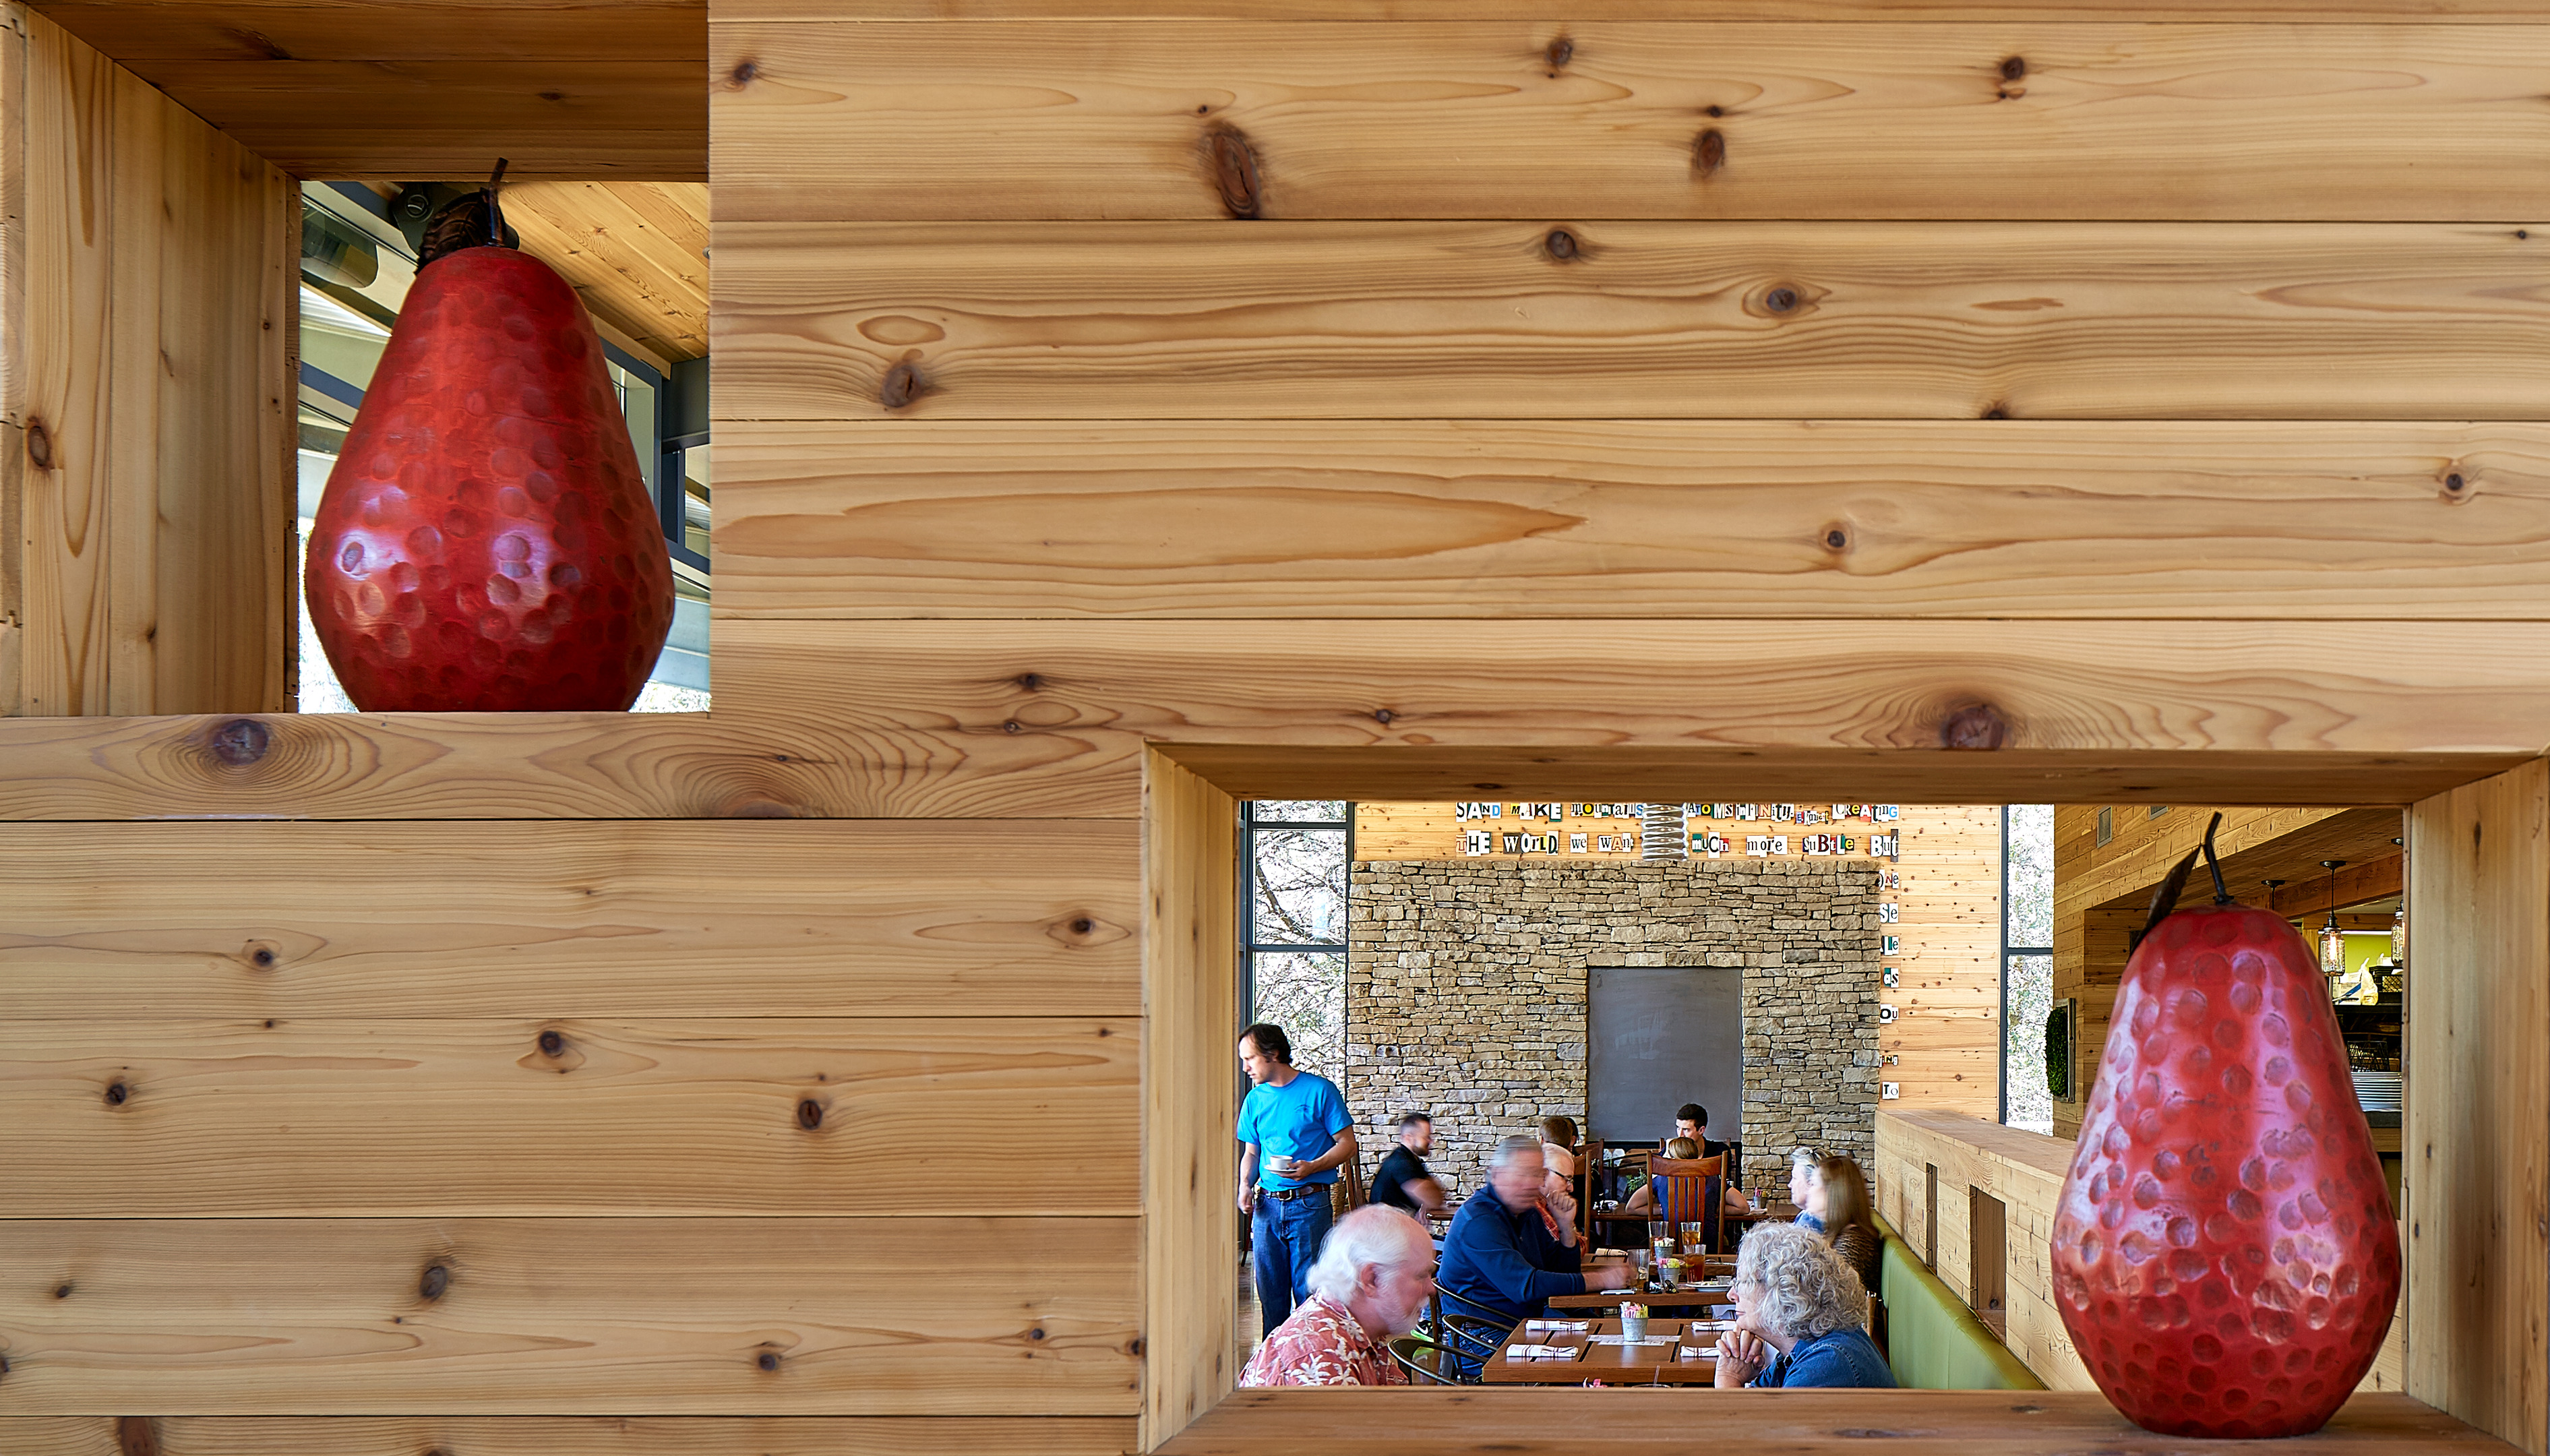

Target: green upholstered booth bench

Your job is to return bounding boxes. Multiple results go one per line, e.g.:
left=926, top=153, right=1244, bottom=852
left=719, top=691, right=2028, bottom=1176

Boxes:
left=1872, top=1213, right=2048, bottom=1391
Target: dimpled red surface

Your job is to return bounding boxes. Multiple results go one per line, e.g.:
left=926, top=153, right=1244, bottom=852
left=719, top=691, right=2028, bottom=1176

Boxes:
left=2051, top=904, right=2400, bottom=1438
left=306, top=247, right=673, bottom=711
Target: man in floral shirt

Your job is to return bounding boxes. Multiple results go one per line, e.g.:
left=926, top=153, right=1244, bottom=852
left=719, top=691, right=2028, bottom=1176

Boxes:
left=1240, top=1205, right=1434, bottom=1387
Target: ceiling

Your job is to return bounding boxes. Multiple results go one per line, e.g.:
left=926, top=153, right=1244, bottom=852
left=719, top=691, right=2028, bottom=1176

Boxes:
left=26, top=1, right=706, bottom=180
left=506, top=181, right=709, bottom=363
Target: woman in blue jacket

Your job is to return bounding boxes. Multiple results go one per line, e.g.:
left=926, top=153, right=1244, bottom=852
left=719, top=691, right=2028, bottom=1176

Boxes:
left=1713, top=1222, right=1898, bottom=1389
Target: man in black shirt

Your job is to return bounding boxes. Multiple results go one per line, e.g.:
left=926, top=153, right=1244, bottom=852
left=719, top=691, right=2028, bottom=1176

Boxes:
left=1673, top=1102, right=1753, bottom=1214
left=1368, top=1111, right=1447, bottom=1217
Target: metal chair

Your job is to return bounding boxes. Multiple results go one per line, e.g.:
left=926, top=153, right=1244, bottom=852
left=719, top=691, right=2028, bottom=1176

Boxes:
left=1387, top=1333, right=1466, bottom=1385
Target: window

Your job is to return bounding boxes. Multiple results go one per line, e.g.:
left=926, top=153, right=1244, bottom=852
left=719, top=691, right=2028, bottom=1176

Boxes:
left=295, top=182, right=708, bottom=712
left=1242, top=801, right=1350, bottom=1075
left=2001, top=804, right=2055, bottom=1132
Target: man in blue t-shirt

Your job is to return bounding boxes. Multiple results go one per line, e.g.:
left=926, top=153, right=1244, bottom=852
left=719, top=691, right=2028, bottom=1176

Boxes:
left=1236, top=1022, right=1356, bottom=1337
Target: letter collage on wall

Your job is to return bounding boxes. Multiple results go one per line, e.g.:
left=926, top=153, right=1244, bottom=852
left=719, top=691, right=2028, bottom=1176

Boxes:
left=1453, top=801, right=1904, bottom=863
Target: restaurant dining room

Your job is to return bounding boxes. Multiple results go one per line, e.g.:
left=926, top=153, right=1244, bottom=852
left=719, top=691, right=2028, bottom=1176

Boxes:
left=2, top=2, right=2547, bottom=1456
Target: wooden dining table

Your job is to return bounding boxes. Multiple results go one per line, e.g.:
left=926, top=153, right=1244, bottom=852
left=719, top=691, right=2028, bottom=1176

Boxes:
left=1482, top=1316, right=1726, bottom=1385
left=1546, top=1282, right=1733, bottom=1312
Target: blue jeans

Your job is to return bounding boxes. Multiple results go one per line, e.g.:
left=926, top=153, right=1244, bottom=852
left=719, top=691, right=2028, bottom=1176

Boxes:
left=1250, top=1188, right=1334, bottom=1336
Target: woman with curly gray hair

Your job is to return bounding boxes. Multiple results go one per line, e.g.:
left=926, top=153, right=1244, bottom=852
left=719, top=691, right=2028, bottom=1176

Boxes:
left=1713, top=1222, right=1898, bottom=1388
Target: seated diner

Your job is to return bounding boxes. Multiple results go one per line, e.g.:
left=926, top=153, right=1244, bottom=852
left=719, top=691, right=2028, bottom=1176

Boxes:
left=1239, top=1205, right=1436, bottom=1387
left=1437, top=1136, right=1633, bottom=1343
left=1713, top=1222, right=1898, bottom=1389
left=1815, top=1153, right=1883, bottom=1293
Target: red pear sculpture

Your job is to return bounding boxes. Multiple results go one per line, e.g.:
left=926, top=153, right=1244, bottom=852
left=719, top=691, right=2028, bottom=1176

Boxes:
left=2050, top=815, right=2399, bottom=1438
left=306, top=185, right=673, bottom=710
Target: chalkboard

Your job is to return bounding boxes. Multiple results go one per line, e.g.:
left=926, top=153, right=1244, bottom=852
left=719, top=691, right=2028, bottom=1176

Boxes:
left=1587, top=965, right=1743, bottom=1148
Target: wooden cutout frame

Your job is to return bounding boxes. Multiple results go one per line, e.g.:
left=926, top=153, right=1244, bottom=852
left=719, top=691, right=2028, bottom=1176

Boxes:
left=1142, top=746, right=2549, bottom=1455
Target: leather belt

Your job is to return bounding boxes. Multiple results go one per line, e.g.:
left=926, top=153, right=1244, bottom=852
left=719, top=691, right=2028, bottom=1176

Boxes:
left=1266, top=1185, right=1329, bottom=1201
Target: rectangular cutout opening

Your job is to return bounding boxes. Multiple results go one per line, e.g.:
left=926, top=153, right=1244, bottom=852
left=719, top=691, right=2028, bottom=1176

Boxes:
left=1970, top=1186, right=2009, bottom=1337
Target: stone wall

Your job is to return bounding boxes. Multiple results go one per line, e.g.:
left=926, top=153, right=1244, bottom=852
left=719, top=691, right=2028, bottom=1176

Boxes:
left=1345, top=858, right=1881, bottom=1197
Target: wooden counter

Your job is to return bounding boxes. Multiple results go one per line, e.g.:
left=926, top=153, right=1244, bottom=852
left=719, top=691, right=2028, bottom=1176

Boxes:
left=1160, top=1391, right=2517, bottom=1456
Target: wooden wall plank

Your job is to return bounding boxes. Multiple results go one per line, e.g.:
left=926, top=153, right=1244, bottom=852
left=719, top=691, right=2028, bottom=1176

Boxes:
left=148, top=95, right=291, bottom=714
left=24, top=2, right=708, bottom=63
left=19, top=11, right=116, bottom=715
left=91, top=60, right=704, bottom=181
left=1, top=1416, right=1139, bottom=1456
left=10, top=9, right=289, bottom=717
left=710, top=23, right=2550, bottom=221
left=708, top=618, right=2550, bottom=816
left=712, top=222, right=2550, bottom=421
left=2407, top=759, right=2550, bottom=1455
left=0, top=820, right=1139, bottom=1019
left=1140, top=748, right=1238, bottom=1448
left=0, top=709, right=2522, bottom=825
left=725, top=0, right=2550, bottom=18
left=712, top=421, right=2550, bottom=621
left=0, top=1017, right=1137, bottom=1215
left=0, top=1217, right=1141, bottom=1414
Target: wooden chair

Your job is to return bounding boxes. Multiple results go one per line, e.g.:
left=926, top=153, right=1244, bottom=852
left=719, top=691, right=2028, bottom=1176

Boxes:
left=1644, top=1153, right=1727, bottom=1253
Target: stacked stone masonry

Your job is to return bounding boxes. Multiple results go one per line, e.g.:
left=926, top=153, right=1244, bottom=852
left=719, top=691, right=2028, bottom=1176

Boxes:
left=1344, top=858, right=1881, bottom=1197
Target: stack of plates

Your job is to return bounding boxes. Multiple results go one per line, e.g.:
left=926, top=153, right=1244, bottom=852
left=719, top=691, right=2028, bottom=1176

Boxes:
left=2352, top=1070, right=2404, bottom=1112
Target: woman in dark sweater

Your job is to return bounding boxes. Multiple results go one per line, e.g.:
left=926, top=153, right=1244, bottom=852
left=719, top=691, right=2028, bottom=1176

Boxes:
left=1815, top=1155, right=1884, bottom=1296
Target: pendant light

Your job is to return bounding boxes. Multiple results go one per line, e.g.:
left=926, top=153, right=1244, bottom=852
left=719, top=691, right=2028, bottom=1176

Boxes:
left=2317, top=859, right=2348, bottom=978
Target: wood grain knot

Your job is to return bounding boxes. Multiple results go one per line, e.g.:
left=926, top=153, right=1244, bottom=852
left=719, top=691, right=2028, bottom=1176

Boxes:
left=207, top=717, right=272, bottom=766
left=247, top=942, right=280, bottom=969
left=1545, top=36, right=1573, bottom=69
left=25, top=418, right=53, bottom=470
left=1002, top=720, right=1023, bottom=734
left=880, top=359, right=925, bottom=411
left=419, top=1264, right=451, bottom=1301
left=758, top=1351, right=782, bottom=1372
left=1823, top=526, right=1850, bottom=551
left=1017, top=672, right=1044, bottom=690
left=53, top=1283, right=71, bottom=1299
left=1205, top=127, right=1263, bottom=219
left=1029, top=1327, right=1048, bottom=1341
left=1544, top=229, right=1579, bottom=261
left=115, top=1416, right=159, bottom=1456
left=2441, top=469, right=2472, bottom=502
left=1940, top=704, right=2011, bottom=751
left=1128, top=1337, right=1145, bottom=1356
left=1999, top=56, right=2027, bottom=81
left=1374, top=708, right=1395, bottom=725
left=1693, top=129, right=1726, bottom=177
left=538, top=1029, right=566, bottom=1056
left=104, top=1081, right=129, bottom=1108
left=1982, top=404, right=2010, bottom=420
left=729, top=60, right=758, bottom=87
left=1765, top=287, right=1798, bottom=313
left=1071, top=917, right=1096, bottom=935
left=797, top=1099, right=825, bottom=1130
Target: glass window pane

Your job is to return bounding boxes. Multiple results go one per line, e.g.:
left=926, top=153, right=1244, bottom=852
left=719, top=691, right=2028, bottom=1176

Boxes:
left=1250, top=950, right=1347, bottom=1076
left=2005, top=952, right=2055, bottom=1133
left=2006, top=803, right=2054, bottom=949
left=1253, top=800, right=1347, bottom=822
left=1251, top=826, right=1346, bottom=944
